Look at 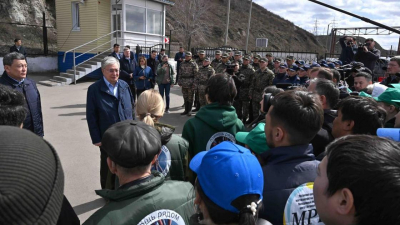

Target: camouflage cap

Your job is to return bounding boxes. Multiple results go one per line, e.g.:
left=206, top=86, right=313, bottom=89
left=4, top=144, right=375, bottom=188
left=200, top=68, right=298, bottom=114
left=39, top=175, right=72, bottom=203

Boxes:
left=260, top=57, right=268, bottom=62
left=266, top=53, right=273, bottom=57
left=198, top=50, right=205, bottom=55
left=226, top=49, right=233, bottom=53
left=243, top=55, right=251, bottom=60
left=235, top=51, right=242, bottom=56
left=186, top=51, right=193, bottom=56
left=222, top=53, right=229, bottom=58
left=254, top=54, right=261, bottom=60
left=215, top=50, right=222, bottom=55
left=274, top=58, right=281, bottom=63
left=204, top=57, right=211, bottom=62
left=286, top=55, right=294, bottom=60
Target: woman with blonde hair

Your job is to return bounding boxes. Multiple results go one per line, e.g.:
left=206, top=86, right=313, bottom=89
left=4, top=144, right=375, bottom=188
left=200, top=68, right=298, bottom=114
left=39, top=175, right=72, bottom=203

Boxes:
left=136, top=89, right=189, bottom=181
left=134, top=56, right=154, bottom=98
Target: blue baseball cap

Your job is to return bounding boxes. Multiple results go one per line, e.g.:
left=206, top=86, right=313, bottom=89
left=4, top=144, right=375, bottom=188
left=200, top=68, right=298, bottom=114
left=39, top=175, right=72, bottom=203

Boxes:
left=327, top=63, right=335, bottom=69
left=310, top=62, right=321, bottom=68
left=190, top=141, right=264, bottom=213
left=279, top=63, right=288, bottom=68
left=289, top=65, right=299, bottom=71
left=299, top=66, right=308, bottom=71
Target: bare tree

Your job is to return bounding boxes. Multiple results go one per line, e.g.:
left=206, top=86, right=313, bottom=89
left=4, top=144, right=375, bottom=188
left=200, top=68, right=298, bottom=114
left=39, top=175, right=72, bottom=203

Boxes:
left=169, top=0, right=211, bottom=50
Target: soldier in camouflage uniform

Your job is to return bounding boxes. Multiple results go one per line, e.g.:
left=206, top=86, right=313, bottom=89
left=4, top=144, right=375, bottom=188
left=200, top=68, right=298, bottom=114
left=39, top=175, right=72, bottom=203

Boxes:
left=249, top=57, right=275, bottom=119
left=215, top=53, right=230, bottom=74
left=252, top=54, right=261, bottom=71
left=211, top=50, right=222, bottom=69
left=226, top=49, right=234, bottom=62
left=238, top=55, right=255, bottom=124
left=234, top=51, right=243, bottom=67
left=193, top=50, right=206, bottom=112
left=195, top=57, right=215, bottom=107
left=266, top=53, right=275, bottom=71
left=178, top=51, right=199, bottom=116
left=272, top=58, right=281, bottom=74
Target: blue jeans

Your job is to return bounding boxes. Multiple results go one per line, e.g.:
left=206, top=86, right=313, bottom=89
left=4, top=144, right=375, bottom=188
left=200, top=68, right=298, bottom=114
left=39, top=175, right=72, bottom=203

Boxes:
left=158, top=83, right=171, bottom=109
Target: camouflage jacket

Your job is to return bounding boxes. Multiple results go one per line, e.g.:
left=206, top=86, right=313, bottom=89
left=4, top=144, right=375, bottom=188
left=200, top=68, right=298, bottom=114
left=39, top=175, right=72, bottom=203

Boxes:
left=249, top=68, right=275, bottom=102
left=234, top=59, right=243, bottom=67
left=215, top=62, right=227, bottom=74
left=267, top=62, right=274, bottom=70
left=211, top=58, right=222, bottom=69
left=194, top=65, right=215, bottom=88
left=196, top=58, right=205, bottom=67
left=239, top=64, right=255, bottom=101
left=179, top=59, right=199, bottom=88
left=252, top=63, right=260, bottom=71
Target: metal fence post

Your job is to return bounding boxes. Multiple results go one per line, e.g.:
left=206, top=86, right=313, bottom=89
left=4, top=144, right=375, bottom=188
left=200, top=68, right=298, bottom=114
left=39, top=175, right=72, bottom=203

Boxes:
left=73, top=50, right=76, bottom=85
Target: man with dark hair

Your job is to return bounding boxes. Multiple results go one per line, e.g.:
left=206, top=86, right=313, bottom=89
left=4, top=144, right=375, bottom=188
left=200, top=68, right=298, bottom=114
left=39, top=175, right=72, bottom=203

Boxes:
left=109, top=44, right=121, bottom=60
left=308, top=79, right=339, bottom=158
left=353, top=72, right=372, bottom=92
left=157, top=48, right=166, bottom=61
left=0, top=84, right=26, bottom=127
left=215, top=53, right=230, bottom=74
left=83, top=120, right=194, bottom=224
left=314, top=135, right=400, bottom=225
left=339, top=36, right=357, bottom=64
left=260, top=90, right=322, bottom=224
left=381, top=56, right=400, bottom=86
left=174, top=47, right=185, bottom=84
left=317, top=69, right=333, bottom=80
left=10, top=38, right=27, bottom=58
left=332, top=96, right=386, bottom=138
left=147, top=50, right=159, bottom=88
left=0, top=52, right=43, bottom=137
left=354, top=38, right=381, bottom=72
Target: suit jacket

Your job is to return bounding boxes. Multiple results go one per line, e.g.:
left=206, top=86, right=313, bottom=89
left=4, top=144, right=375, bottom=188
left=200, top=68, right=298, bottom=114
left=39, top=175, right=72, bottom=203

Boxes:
left=119, top=57, right=136, bottom=84
left=109, top=52, right=122, bottom=60
left=0, top=71, right=43, bottom=136
left=86, top=78, right=135, bottom=144
left=10, top=45, right=27, bottom=58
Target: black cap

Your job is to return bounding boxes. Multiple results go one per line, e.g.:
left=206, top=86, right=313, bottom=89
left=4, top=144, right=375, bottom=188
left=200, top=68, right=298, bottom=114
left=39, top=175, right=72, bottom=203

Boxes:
left=102, top=120, right=162, bottom=168
left=0, top=126, right=64, bottom=224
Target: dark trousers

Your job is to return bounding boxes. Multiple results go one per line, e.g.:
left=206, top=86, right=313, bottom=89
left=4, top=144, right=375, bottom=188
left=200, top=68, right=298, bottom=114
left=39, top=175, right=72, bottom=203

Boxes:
left=100, top=147, right=115, bottom=190
left=158, top=83, right=171, bottom=109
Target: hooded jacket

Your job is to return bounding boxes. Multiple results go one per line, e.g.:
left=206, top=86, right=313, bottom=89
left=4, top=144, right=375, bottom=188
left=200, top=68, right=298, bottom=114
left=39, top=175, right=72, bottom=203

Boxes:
left=182, top=102, right=244, bottom=159
left=154, top=123, right=188, bottom=181
left=83, top=171, right=194, bottom=225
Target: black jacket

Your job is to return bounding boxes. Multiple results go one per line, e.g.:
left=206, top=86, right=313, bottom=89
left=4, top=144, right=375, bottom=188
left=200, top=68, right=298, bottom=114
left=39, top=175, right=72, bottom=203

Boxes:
left=119, top=57, right=135, bottom=84
left=354, top=47, right=381, bottom=72
left=312, top=109, right=337, bottom=159
left=10, top=45, right=27, bottom=58
left=109, top=52, right=121, bottom=60
left=339, top=37, right=356, bottom=64
left=0, top=71, right=44, bottom=136
left=147, top=57, right=159, bottom=76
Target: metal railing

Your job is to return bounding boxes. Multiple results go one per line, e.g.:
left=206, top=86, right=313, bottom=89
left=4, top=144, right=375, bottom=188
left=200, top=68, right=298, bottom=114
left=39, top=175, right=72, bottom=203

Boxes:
left=62, top=30, right=164, bottom=84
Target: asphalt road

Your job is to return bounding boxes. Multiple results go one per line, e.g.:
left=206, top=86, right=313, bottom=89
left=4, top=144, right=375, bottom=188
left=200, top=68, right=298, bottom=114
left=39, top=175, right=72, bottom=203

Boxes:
left=32, top=73, right=191, bottom=223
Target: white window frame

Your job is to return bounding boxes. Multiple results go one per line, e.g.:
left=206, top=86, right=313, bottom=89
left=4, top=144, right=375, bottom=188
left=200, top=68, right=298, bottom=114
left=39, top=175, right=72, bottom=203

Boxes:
left=72, top=2, right=80, bottom=31
left=124, top=3, right=163, bottom=36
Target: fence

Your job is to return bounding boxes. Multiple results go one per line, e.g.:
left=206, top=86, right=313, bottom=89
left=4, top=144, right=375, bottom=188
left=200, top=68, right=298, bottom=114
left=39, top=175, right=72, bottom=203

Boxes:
left=191, top=46, right=246, bottom=59
left=252, top=51, right=319, bottom=64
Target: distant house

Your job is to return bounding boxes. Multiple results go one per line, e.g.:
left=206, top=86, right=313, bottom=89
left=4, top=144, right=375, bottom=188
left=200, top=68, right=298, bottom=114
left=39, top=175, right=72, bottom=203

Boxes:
left=56, top=0, right=174, bottom=75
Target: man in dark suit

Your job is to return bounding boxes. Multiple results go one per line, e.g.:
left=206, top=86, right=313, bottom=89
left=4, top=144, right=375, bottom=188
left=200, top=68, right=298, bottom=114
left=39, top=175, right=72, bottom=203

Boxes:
left=119, top=46, right=136, bottom=99
left=86, top=56, right=135, bottom=189
left=0, top=52, right=43, bottom=137
left=109, top=43, right=121, bottom=60
left=10, top=38, right=27, bottom=59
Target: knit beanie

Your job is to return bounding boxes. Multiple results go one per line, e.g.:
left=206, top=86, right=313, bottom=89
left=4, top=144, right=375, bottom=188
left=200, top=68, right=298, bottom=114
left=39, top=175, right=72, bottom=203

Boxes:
left=0, top=126, right=64, bottom=224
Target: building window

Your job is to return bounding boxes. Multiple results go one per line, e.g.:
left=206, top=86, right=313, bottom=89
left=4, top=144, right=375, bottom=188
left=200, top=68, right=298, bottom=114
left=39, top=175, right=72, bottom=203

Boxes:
left=125, top=4, right=163, bottom=35
left=147, top=9, right=162, bottom=35
left=126, top=5, right=146, bottom=33
left=72, top=2, right=80, bottom=31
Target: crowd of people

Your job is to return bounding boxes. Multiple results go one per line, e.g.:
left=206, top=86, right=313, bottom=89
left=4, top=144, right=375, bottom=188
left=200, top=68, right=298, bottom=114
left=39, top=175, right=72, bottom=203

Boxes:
left=1, top=35, right=400, bottom=224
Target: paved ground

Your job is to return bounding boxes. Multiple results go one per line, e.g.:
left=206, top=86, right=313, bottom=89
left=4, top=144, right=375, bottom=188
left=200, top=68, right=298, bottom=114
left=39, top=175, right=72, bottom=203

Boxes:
left=32, top=72, right=191, bottom=223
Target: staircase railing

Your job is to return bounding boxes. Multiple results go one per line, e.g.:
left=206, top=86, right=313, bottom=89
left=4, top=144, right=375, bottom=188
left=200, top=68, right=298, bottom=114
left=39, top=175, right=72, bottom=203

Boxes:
left=62, top=30, right=163, bottom=84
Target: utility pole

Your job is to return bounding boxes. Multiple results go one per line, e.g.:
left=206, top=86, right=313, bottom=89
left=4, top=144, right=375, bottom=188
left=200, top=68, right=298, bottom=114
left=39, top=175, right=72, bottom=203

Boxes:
left=313, top=19, right=319, bottom=36
left=224, top=0, right=231, bottom=46
left=245, top=0, right=253, bottom=53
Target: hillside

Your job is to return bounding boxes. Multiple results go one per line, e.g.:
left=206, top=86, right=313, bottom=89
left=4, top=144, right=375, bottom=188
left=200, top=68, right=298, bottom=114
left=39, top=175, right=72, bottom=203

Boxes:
left=166, top=0, right=326, bottom=55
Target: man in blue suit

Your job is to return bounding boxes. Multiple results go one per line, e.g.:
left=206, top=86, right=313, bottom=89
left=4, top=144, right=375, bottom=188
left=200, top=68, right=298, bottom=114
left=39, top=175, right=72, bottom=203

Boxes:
left=86, top=56, right=135, bottom=189
left=109, top=44, right=121, bottom=60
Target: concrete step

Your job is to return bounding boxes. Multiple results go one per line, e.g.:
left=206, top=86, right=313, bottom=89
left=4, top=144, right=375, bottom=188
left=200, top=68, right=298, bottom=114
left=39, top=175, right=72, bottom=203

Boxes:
left=76, top=66, right=92, bottom=73
left=88, top=61, right=101, bottom=67
left=80, top=63, right=98, bottom=70
left=38, top=80, right=63, bottom=87
left=53, top=76, right=72, bottom=84
left=49, top=79, right=67, bottom=85
left=60, top=73, right=80, bottom=80
left=66, top=69, right=85, bottom=76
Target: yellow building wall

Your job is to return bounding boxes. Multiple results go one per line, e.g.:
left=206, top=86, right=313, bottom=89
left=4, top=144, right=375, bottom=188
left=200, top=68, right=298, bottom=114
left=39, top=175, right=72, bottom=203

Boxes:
left=56, top=0, right=111, bottom=53
left=96, top=0, right=112, bottom=53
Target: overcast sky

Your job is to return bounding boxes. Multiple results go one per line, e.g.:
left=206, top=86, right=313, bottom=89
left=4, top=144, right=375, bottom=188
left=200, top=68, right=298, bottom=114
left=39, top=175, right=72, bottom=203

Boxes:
left=253, top=0, right=399, bottom=51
